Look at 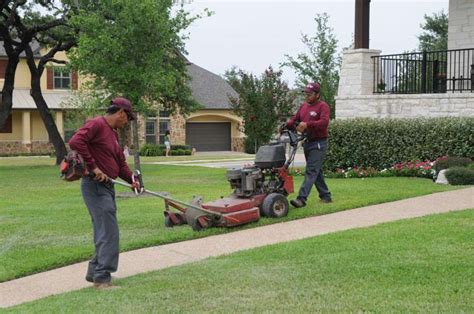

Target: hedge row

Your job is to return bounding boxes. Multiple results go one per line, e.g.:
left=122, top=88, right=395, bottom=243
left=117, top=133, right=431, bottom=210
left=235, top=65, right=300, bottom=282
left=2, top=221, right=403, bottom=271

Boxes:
left=140, top=144, right=192, bottom=156
left=325, top=117, right=474, bottom=171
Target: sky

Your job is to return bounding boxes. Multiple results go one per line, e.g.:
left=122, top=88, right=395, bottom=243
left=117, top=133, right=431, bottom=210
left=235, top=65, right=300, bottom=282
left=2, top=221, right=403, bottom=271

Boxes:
left=181, top=0, right=449, bottom=87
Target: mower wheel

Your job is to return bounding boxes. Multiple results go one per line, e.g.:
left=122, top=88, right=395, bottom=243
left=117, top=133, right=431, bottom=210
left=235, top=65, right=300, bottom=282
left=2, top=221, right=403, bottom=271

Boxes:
left=191, top=216, right=208, bottom=231
left=164, top=215, right=174, bottom=227
left=261, top=193, right=289, bottom=218
left=164, top=212, right=186, bottom=228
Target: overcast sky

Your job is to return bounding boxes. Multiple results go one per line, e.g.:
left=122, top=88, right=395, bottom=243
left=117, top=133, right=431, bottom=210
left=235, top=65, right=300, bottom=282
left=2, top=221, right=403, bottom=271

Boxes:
left=182, top=0, right=449, bottom=87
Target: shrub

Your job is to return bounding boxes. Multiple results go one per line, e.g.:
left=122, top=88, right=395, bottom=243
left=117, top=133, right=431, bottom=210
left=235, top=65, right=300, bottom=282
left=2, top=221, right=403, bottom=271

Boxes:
left=171, top=149, right=184, bottom=156
left=325, top=117, right=474, bottom=171
left=433, top=156, right=473, bottom=173
left=445, top=167, right=474, bottom=185
left=140, top=144, right=163, bottom=156
left=139, top=144, right=192, bottom=156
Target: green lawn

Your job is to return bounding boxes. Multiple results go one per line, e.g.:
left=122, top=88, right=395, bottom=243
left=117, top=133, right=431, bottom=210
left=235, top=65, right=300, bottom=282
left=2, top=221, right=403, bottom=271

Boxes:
left=8, top=209, right=473, bottom=313
left=0, top=158, right=460, bottom=282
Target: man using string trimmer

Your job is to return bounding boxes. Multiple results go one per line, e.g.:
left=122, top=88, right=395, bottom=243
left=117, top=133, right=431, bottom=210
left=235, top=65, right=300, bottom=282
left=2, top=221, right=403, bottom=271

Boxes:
left=68, top=97, right=140, bottom=289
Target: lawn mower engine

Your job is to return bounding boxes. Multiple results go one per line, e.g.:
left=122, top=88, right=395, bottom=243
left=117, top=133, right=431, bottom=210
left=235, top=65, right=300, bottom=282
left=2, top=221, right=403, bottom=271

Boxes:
left=164, top=129, right=303, bottom=231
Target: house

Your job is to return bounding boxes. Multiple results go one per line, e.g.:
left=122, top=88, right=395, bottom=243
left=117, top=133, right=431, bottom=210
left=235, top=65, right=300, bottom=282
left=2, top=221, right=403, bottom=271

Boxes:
left=0, top=44, right=244, bottom=155
left=0, top=45, right=77, bottom=155
left=140, top=62, right=244, bottom=152
left=336, top=0, right=474, bottom=119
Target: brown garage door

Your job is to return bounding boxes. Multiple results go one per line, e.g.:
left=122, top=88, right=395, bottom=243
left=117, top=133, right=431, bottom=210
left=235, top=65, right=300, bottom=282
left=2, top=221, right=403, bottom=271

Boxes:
left=186, top=122, right=231, bottom=151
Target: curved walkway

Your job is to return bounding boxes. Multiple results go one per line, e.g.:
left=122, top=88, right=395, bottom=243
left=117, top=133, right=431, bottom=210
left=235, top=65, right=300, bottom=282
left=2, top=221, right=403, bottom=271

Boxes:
left=1, top=187, right=473, bottom=308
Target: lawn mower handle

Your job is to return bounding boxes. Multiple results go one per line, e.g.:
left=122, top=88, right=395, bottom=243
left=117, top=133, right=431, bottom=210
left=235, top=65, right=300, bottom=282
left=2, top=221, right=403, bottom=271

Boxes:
left=280, top=128, right=306, bottom=169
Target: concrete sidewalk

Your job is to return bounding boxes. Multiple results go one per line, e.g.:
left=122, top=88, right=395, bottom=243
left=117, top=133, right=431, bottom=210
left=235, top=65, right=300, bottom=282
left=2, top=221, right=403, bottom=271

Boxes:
left=1, top=187, right=473, bottom=308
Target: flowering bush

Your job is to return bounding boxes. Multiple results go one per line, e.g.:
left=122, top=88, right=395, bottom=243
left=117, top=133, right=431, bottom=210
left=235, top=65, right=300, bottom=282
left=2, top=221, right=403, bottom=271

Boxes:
left=389, top=161, right=435, bottom=179
left=326, top=167, right=380, bottom=178
left=324, top=160, right=436, bottom=179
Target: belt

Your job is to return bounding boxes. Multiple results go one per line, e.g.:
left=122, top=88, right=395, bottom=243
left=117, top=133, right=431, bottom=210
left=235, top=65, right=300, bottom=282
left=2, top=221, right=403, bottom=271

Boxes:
left=305, top=137, right=327, bottom=143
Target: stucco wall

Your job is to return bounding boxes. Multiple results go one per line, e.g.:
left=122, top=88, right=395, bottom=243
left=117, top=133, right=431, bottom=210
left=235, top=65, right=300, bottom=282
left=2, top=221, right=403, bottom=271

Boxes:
left=1, top=50, right=82, bottom=91
left=0, top=110, right=62, bottom=142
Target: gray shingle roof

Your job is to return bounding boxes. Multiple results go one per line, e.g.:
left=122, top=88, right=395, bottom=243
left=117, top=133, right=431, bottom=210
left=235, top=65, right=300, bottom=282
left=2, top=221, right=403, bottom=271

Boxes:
left=187, top=63, right=238, bottom=109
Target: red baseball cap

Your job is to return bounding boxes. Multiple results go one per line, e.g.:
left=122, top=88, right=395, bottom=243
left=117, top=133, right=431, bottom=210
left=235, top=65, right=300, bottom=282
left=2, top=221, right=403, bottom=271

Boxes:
left=303, top=82, right=321, bottom=94
left=111, top=97, right=136, bottom=120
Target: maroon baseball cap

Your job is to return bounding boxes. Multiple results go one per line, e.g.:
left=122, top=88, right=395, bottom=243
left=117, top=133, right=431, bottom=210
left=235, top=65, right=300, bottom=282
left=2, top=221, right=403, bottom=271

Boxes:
left=111, top=97, right=136, bottom=120
left=303, top=82, right=321, bottom=94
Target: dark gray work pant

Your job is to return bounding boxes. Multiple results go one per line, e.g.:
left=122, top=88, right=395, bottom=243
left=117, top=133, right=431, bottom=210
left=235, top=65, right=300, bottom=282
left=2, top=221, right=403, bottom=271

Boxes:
left=81, top=177, right=119, bottom=283
left=298, top=139, right=331, bottom=202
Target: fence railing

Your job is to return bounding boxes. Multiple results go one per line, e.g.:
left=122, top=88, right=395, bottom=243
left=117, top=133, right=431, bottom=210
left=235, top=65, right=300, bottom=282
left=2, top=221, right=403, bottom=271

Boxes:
left=372, top=48, right=474, bottom=94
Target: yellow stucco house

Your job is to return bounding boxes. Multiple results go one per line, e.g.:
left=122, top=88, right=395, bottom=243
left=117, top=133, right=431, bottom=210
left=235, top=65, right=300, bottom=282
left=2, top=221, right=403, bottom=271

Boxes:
left=0, top=44, right=244, bottom=155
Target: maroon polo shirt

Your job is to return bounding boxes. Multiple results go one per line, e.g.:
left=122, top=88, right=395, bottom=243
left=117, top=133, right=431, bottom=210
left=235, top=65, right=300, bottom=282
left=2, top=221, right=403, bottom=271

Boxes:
left=69, top=116, right=133, bottom=183
left=287, top=100, right=330, bottom=140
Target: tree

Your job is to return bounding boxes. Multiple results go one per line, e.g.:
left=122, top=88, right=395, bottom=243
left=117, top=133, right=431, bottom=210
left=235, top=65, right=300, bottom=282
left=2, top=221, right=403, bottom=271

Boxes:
left=69, top=0, right=205, bottom=170
left=418, top=10, right=448, bottom=52
left=0, top=1, right=78, bottom=164
left=282, top=13, right=339, bottom=118
left=225, top=66, right=296, bottom=154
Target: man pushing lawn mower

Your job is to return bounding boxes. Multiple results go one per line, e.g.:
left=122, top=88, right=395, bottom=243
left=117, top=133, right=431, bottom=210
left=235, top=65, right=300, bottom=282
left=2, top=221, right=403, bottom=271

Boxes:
left=68, top=97, right=141, bottom=289
left=285, top=82, right=332, bottom=208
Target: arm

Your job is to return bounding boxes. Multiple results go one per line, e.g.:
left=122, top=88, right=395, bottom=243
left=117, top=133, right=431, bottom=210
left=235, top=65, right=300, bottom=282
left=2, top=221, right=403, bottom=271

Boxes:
left=68, top=119, right=98, bottom=172
left=286, top=105, right=303, bottom=129
left=118, top=152, right=133, bottom=184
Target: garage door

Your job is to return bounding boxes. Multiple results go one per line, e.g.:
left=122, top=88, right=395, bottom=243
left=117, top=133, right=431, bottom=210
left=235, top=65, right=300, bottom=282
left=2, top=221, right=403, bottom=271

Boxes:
left=186, top=122, right=231, bottom=151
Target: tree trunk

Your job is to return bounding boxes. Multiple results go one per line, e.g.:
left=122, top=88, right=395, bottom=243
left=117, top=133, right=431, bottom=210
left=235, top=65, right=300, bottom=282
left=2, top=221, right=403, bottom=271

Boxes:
left=132, top=119, right=141, bottom=172
left=0, top=57, right=20, bottom=129
left=30, top=72, right=67, bottom=165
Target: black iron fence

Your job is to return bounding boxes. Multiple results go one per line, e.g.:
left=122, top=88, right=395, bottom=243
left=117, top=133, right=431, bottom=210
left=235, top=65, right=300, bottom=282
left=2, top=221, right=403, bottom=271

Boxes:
left=372, top=48, right=474, bottom=94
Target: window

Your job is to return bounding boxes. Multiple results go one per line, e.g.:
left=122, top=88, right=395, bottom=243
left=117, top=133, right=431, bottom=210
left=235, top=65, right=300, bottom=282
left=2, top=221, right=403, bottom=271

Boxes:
left=145, top=120, right=157, bottom=144
left=158, top=111, right=170, bottom=144
left=54, top=68, right=71, bottom=89
left=159, top=120, right=170, bottom=144
left=0, top=114, right=12, bottom=133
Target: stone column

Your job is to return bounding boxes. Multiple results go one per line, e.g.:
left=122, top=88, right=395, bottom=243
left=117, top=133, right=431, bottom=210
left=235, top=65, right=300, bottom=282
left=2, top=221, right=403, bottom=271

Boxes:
left=22, top=111, right=31, bottom=144
left=337, top=49, right=381, bottom=97
left=22, top=111, right=31, bottom=153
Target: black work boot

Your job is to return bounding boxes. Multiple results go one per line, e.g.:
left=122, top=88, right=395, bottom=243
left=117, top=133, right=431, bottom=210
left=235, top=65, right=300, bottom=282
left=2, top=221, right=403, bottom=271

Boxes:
left=290, top=198, right=306, bottom=208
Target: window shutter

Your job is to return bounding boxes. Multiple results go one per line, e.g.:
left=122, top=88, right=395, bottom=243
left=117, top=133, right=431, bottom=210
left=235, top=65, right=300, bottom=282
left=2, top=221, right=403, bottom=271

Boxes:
left=0, top=114, right=12, bottom=133
left=72, top=71, right=78, bottom=90
left=47, top=68, right=53, bottom=89
left=0, top=59, right=7, bottom=79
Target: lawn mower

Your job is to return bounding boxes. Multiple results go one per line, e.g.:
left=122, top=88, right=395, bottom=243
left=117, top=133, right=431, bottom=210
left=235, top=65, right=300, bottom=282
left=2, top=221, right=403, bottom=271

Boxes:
left=68, top=128, right=306, bottom=231
left=158, top=127, right=306, bottom=231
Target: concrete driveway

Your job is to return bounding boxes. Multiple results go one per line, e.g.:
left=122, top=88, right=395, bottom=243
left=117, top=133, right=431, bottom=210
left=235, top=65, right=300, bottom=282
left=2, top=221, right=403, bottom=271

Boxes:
left=145, top=152, right=307, bottom=169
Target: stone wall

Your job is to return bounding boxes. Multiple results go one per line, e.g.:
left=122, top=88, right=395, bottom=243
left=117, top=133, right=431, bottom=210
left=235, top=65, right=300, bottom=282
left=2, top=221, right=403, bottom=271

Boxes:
left=336, top=93, right=474, bottom=119
left=0, top=141, right=53, bottom=155
left=170, top=113, right=186, bottom=145
left=232, top=137, right=245, bottom=152
left=336, top=47, right=474, bottom=119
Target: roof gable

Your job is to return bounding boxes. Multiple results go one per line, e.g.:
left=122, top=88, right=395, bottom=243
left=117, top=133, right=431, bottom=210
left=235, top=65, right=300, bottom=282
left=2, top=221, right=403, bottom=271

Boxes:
left=187, top=63, right=238, bottom=110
